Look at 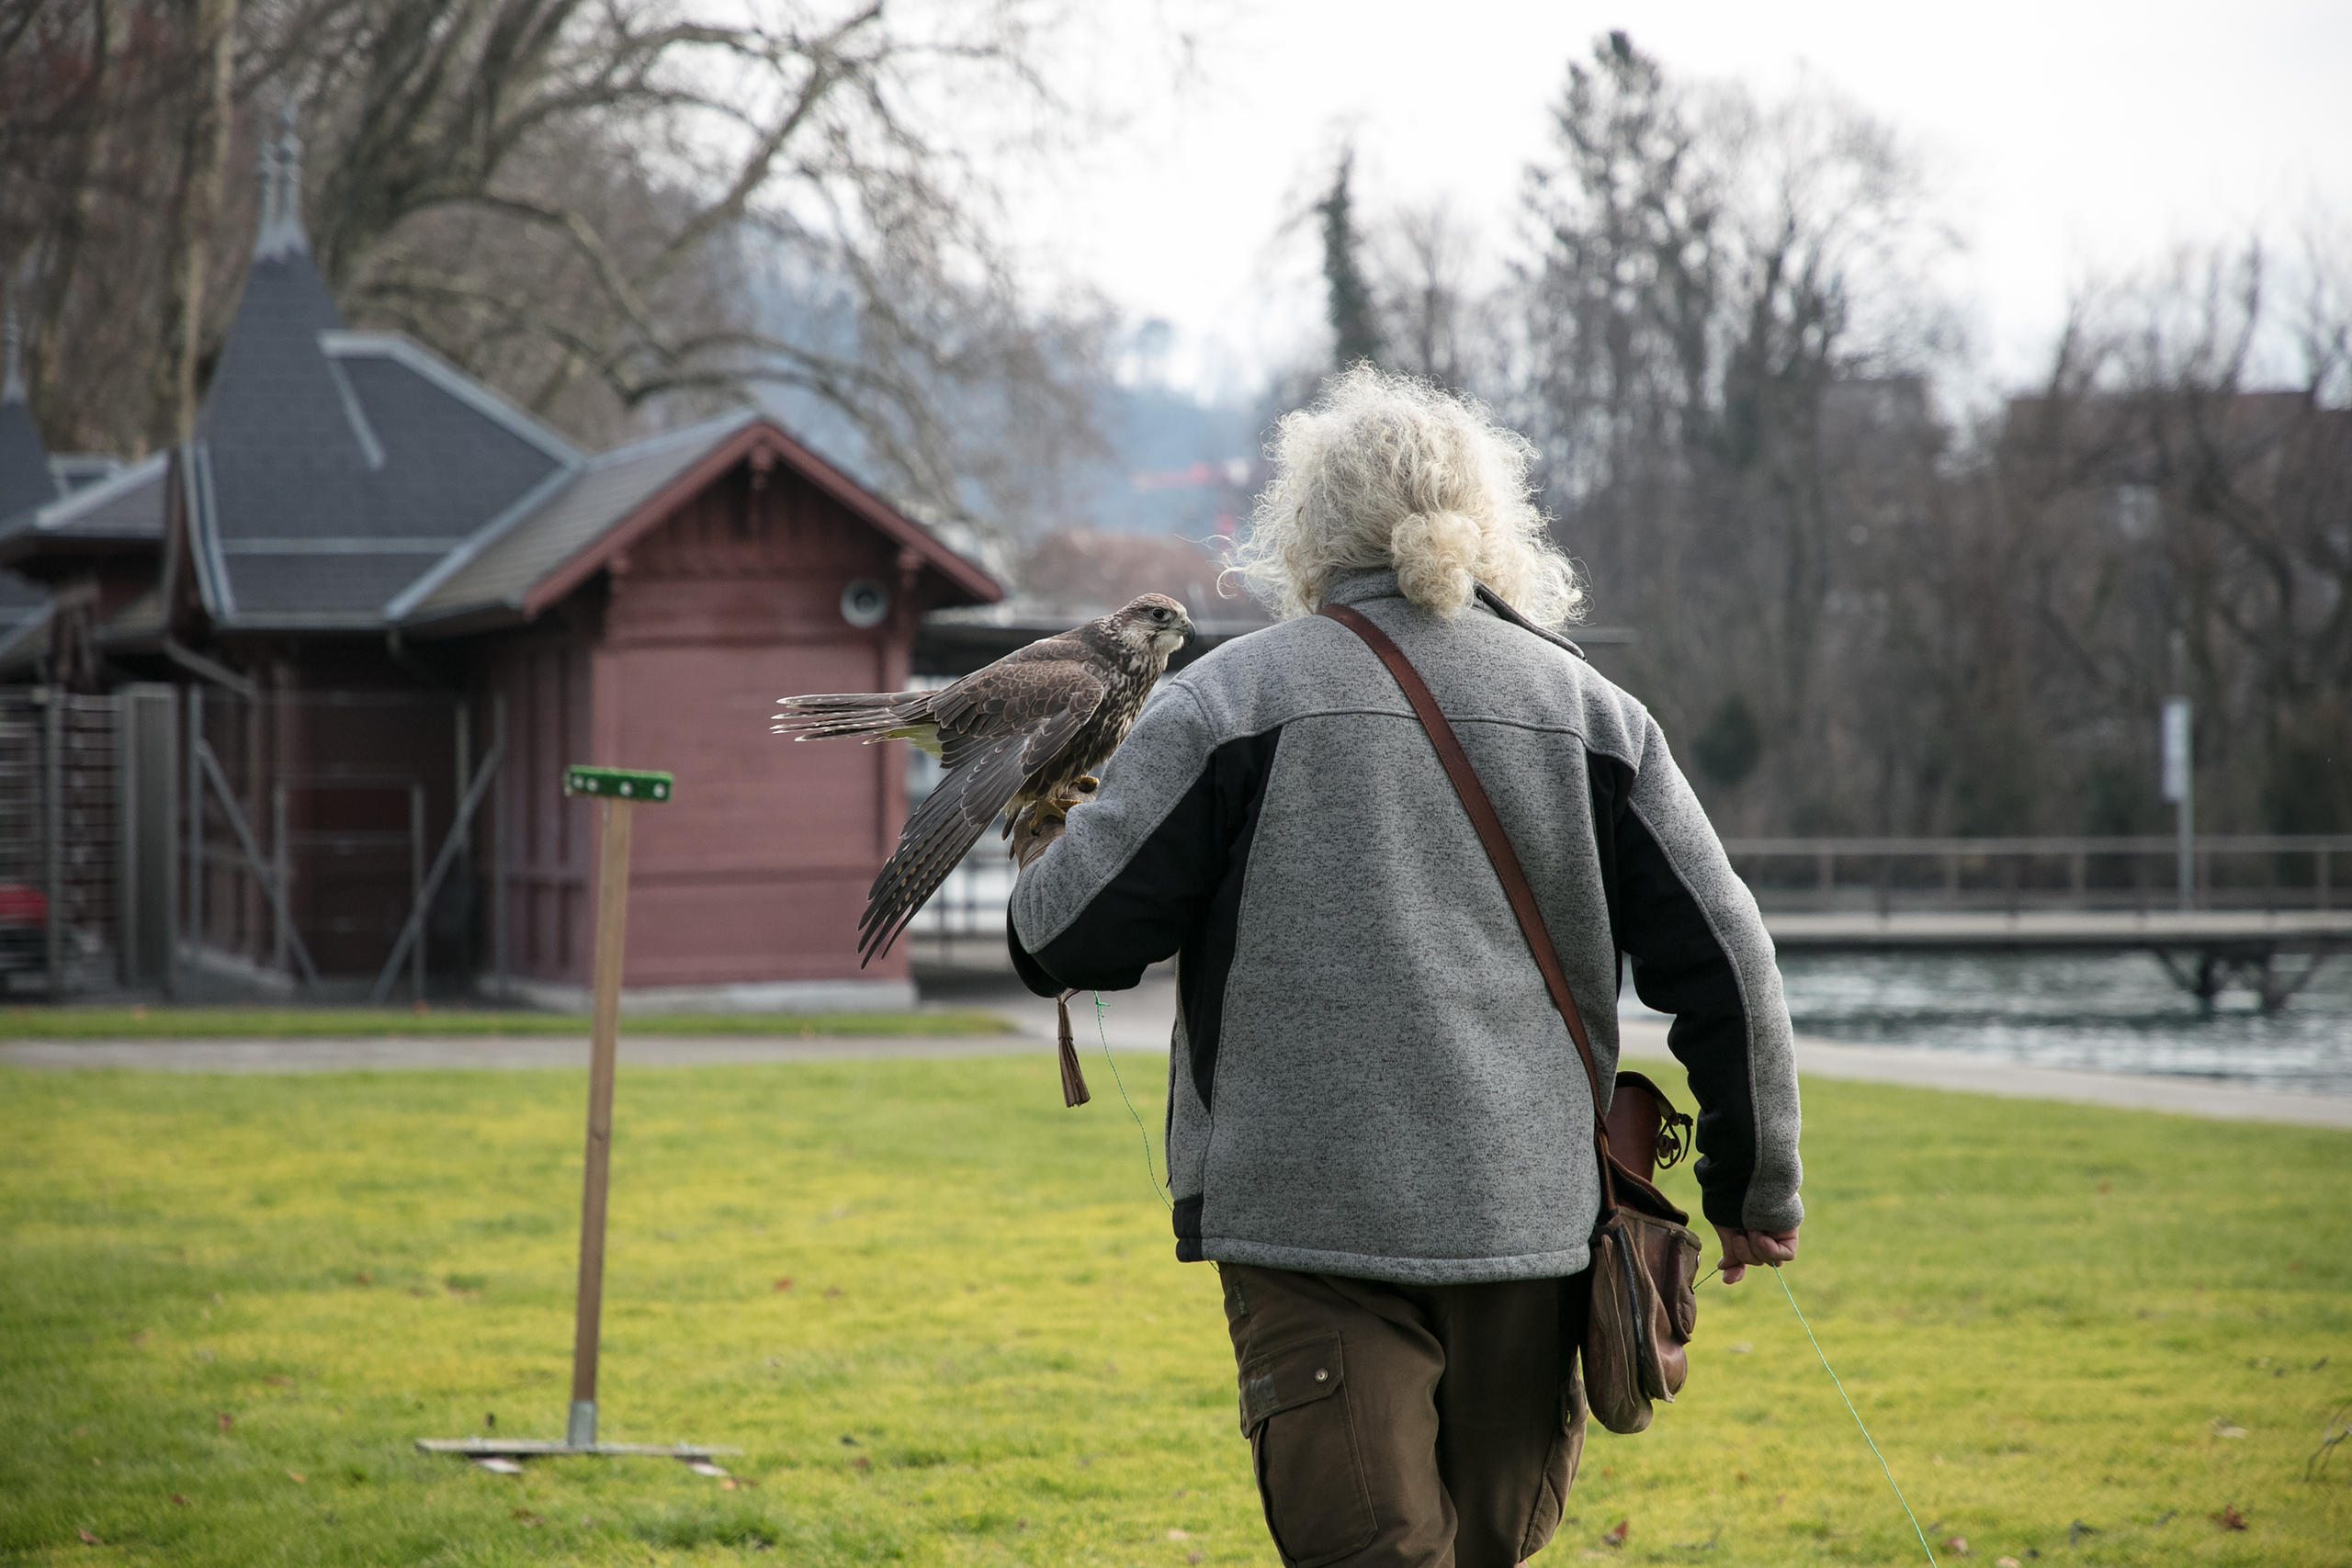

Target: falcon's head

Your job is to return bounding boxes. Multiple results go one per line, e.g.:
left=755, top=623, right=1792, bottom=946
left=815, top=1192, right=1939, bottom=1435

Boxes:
left=1106, top=593, right=1193, bottom=660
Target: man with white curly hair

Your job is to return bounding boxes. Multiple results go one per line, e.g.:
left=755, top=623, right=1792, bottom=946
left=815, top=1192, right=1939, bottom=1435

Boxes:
left=1009, top=367, right=1803, bottom=1568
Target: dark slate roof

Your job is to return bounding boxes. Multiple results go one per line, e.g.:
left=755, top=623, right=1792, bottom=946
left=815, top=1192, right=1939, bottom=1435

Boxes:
left=0, top=394, right=58, bottom=525
left=0, top=452, right=167, bottom=569
left=186, top=247, right=579, bottom=626
left=395, top=410, right=754, bottom=626
left=196, top=251, right=354, bottom=459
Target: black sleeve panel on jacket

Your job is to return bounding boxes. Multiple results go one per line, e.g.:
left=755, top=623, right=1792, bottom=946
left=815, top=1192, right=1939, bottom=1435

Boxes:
left=1588, top=752, right=1761, bottom=1231
left=1007, top=930, right=1064, bottom=998
left=1009, top=728, right=1283, bottom=1115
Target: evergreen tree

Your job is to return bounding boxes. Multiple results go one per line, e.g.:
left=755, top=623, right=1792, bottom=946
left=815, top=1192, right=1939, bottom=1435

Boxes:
left=1316, top=150, right=1383, bottom=369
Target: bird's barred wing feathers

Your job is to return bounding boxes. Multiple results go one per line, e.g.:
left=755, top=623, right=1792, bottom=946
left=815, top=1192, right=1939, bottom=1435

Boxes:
left=924, top=639, right=1091, bottom=770
left=856, top=666, right=1107, bottom=963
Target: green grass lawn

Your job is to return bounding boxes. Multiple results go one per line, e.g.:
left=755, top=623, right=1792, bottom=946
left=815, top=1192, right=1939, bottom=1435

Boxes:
left=0, top=1008, right=1015, bottom=1040
left=2, top=1055, right=2346, bottom=1566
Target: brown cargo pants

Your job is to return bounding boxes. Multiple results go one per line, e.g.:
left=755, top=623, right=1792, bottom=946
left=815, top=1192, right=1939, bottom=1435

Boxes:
left=1220, top=1263, right=1590, bottom=1568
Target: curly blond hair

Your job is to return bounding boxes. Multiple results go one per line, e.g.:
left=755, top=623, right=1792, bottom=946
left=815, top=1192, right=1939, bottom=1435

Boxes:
left=1229, top=366, right=1584, bottom=626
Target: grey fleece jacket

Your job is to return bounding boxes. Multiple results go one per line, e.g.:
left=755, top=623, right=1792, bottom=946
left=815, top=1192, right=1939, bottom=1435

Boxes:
left=1008, top=570, right=1802, bottom=1285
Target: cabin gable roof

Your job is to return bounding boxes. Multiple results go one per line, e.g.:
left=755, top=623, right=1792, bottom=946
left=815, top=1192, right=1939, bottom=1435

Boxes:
left=394, top=412, right=1001, bottom=634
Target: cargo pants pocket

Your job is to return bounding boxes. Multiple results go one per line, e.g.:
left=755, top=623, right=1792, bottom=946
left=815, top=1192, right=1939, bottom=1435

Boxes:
left=1239, top=1333, right=1375, bottom=1567
left=1516, top=1365, right=1589, bottom=1561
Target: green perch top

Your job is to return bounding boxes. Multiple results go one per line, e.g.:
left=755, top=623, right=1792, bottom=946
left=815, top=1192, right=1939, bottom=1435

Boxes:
left=564, top=765, right=675, bottom=803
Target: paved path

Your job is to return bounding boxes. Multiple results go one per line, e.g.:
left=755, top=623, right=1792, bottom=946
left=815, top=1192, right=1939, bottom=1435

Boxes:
left=6, top=976, right=2346, bottom=1131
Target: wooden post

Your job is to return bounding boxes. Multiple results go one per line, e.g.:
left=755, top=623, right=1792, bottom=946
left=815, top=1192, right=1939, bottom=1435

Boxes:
left=566, top=795, right=633, bottom=1447
left=271, top=782, right=289, bottom=979
left=187, top=687, right=203, bottom=968
left=409, top=783, right=427, bottom=1002
left=557, top=764, right=668, bottom=1451
left=42, top=690, right=62, bottom=999
left=491, top=695, right=508, bottom=1000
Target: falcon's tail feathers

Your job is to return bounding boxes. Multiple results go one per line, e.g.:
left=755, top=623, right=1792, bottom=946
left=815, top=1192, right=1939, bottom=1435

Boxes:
left=770, top=690, right=934, bottom=742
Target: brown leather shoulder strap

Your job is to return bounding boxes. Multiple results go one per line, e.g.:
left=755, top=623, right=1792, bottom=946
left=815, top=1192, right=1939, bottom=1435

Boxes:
left=1319, top=602, right=1615, bottom=1170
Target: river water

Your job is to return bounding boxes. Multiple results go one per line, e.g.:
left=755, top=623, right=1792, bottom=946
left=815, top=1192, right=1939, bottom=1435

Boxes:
left=1622, top=951, right=2352, bottom=1097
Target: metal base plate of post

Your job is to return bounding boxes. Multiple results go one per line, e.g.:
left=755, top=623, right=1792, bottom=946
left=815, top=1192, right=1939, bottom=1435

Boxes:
left=414, top=1439, right=740, bottom=1460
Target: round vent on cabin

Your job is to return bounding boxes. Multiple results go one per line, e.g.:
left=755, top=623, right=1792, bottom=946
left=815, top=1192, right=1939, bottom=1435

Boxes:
left=840, top=578, right=890, bottom=628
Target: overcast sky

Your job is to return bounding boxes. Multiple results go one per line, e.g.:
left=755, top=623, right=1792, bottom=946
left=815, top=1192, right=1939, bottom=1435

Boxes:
left=999, top=0, right=2352, bottom=401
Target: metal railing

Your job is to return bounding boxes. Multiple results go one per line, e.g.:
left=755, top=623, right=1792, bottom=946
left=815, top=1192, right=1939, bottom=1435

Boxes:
left=1723, top=835, right=2352, bottom=915
left=899, top=833, right=2352, bottom=944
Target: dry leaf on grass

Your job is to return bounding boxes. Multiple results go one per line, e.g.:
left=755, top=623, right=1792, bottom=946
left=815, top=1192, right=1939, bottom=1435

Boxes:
left=471, top=1456, right=524, bottom=1474
left=285, top=1470, right=306, bottom=1483
left=76, top=1528, right=101, bottom=1546
left=2212, top=1502, right=2248, bottom=1530
left=169, top=1495, right=188, bottom=1507
left=2211, top=1417, right=2248, bottom=1438
left=686, top=1461, right=729, bottom=1478
left=214, top=1412, right=232, bottom=1431
left=1600, top=1517, right=1629, bottom=1548
left=1941, top=1536, right=1968, bottom=1555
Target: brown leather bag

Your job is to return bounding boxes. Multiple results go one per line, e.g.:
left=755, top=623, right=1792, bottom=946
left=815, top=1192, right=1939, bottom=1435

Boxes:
left=1320, top=602, right=1703, bottom=1436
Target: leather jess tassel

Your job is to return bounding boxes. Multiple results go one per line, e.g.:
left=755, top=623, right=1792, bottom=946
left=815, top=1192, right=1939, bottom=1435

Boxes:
left=1056, top=991, right=1091, bottom=1108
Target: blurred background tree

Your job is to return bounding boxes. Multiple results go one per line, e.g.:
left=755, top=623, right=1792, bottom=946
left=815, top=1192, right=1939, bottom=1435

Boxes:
left=1290, top=31, right=2348, bottom=840
left=0, top=0, right=1102, bottom=535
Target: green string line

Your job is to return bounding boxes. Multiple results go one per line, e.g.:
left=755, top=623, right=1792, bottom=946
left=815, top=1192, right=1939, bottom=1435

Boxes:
left=1091, top=992, right=1170, bottom=1211
left=1777, top=1267, right=1938, bottom=1565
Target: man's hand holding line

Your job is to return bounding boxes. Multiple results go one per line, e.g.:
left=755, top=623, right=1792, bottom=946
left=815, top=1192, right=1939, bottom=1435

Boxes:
left=1712, top=1224, right=1800, bottom=1284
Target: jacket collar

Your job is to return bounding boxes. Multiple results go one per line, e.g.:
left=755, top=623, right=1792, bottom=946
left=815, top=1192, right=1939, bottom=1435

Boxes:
left=1316, top=569, right=1582, bottom=657
left=1318, top=568, right=1500, bottom=617
left=1319, top=568, right=1404, bottom=608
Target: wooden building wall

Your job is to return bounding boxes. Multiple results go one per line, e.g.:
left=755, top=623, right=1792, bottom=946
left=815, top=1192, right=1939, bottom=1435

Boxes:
left=485, top=626, right=594, bottom=988
left=483, top=460, right=922, bottom=995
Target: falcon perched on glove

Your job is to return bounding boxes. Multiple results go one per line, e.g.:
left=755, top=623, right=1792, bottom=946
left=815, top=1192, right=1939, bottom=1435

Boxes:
left=772, top=592, right=1193, bottom=963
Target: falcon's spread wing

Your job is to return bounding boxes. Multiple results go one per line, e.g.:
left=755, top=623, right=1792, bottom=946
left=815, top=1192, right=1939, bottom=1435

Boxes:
left=854, top=660, right=1107, bottom=964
